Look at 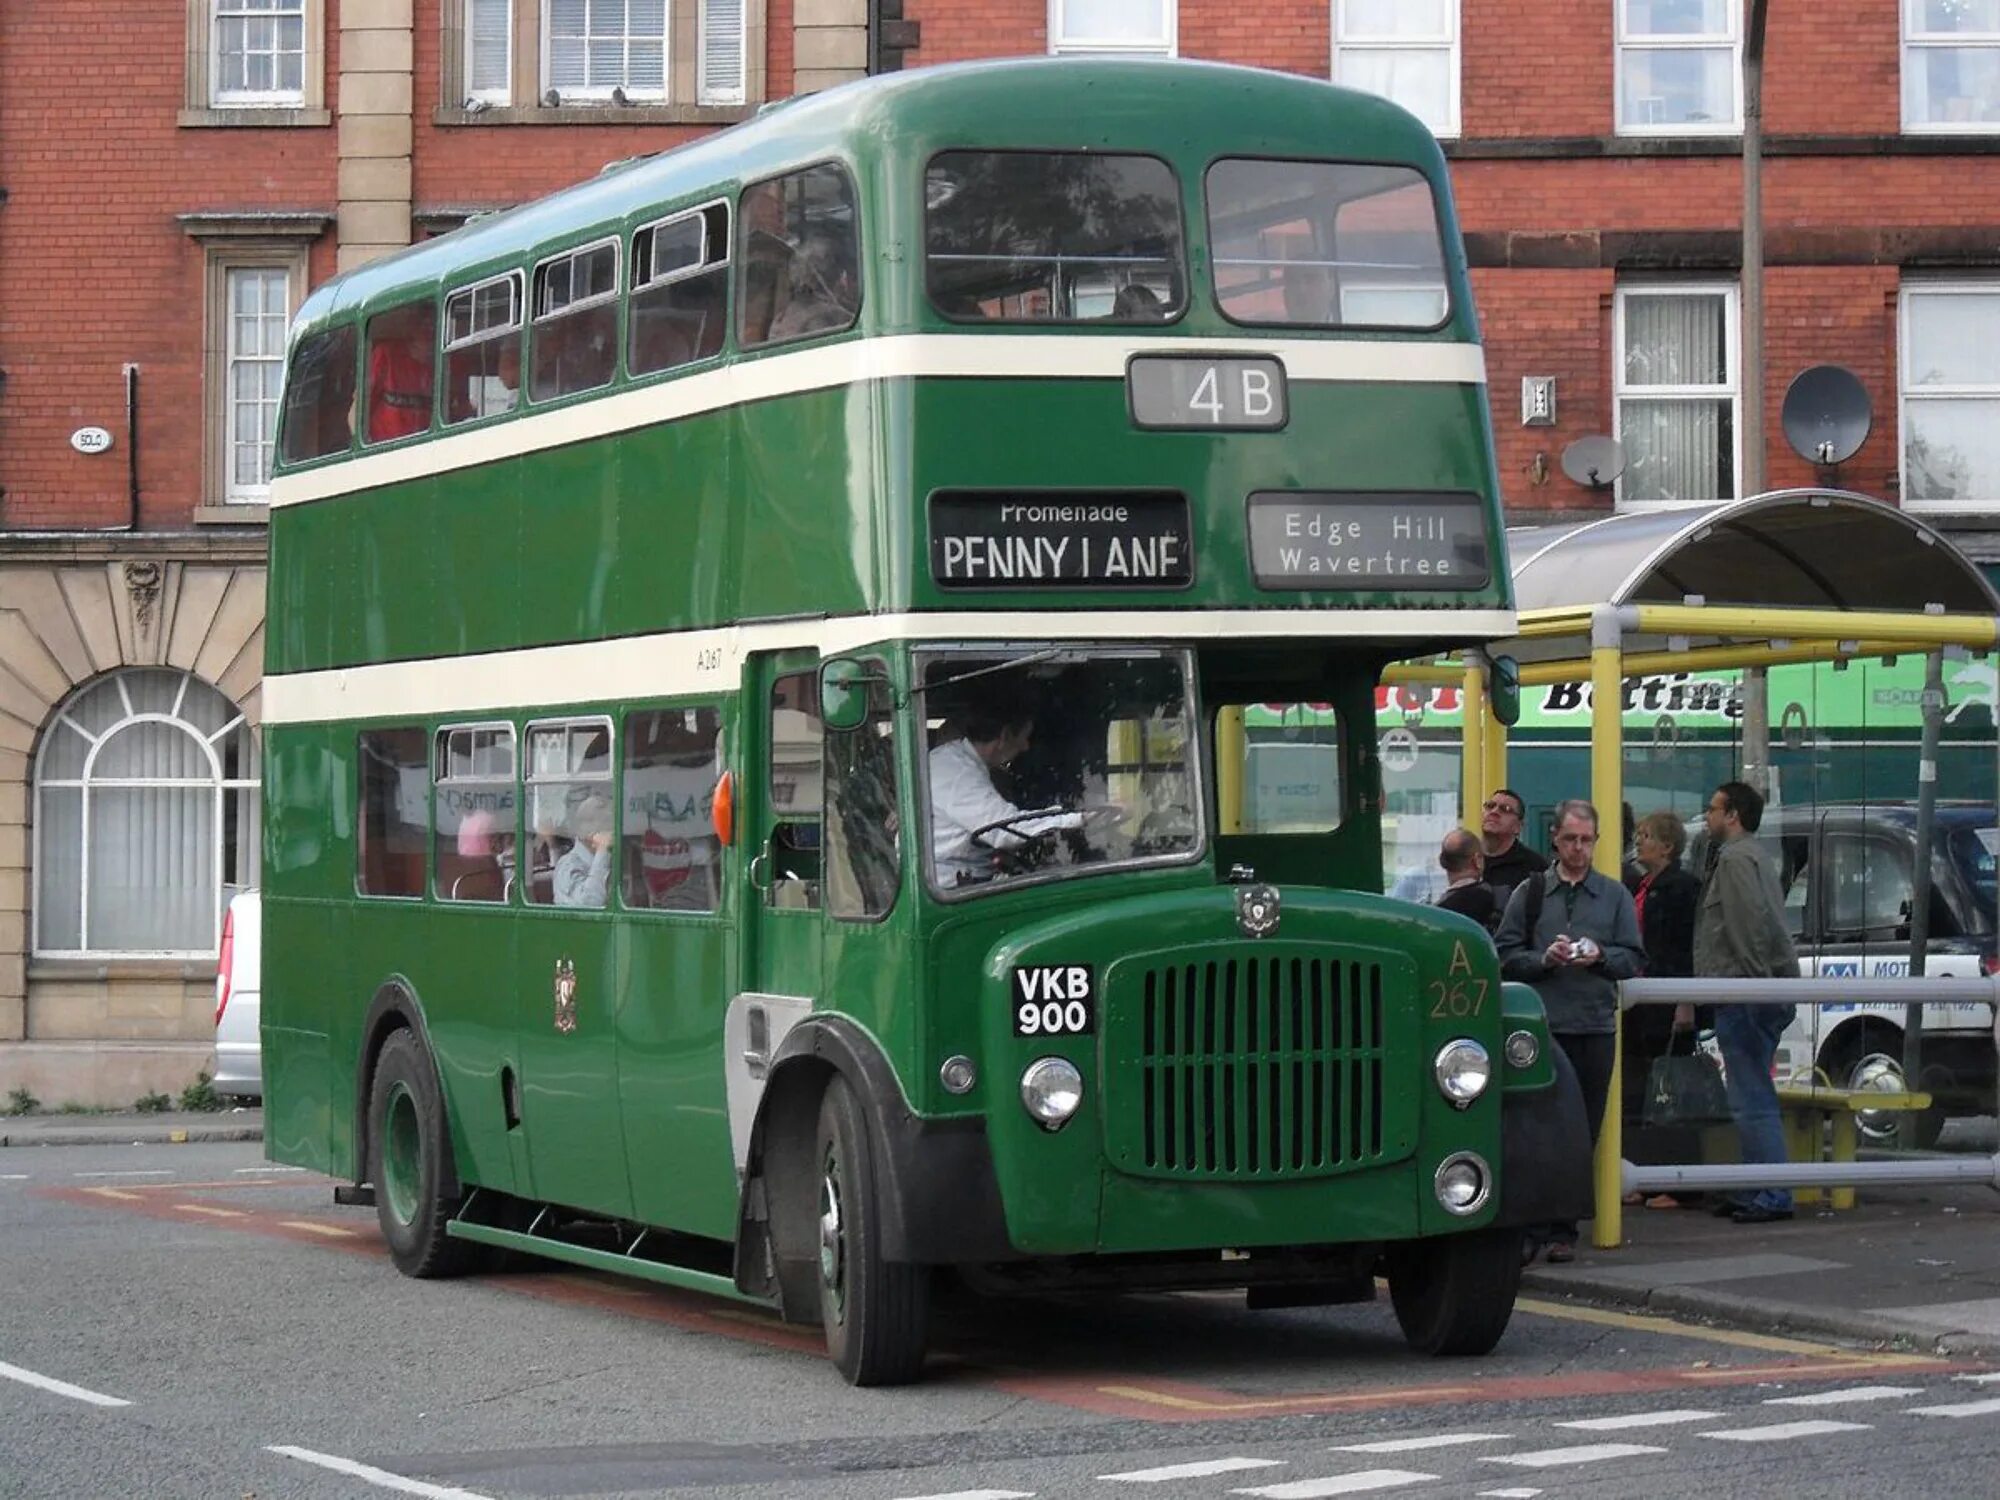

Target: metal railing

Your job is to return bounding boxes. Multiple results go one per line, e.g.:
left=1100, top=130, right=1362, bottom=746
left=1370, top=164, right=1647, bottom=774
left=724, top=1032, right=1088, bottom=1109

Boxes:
left=1593, top=976, right=2000, bottom=1246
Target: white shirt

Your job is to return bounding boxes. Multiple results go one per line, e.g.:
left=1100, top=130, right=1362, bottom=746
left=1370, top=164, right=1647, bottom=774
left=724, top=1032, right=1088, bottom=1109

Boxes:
left=552, top=841, right=612, bottom=908
left=928, top=737, right=1081, bottom=886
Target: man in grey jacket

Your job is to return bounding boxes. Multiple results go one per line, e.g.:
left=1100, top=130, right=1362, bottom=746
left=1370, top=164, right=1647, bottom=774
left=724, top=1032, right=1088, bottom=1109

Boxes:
left=1695, top=779, right=1800, bottom=1223
left=1497, top=798, right=1645, bottom=1260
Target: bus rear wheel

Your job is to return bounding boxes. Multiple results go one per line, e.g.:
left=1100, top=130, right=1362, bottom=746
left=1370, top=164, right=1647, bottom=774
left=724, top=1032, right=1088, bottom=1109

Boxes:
left=368, top=1028, right=482, bottom=1279
left=815, top=1075, right=931, bottom=1386
left=1385, top=1228, right=1522, bottom=1356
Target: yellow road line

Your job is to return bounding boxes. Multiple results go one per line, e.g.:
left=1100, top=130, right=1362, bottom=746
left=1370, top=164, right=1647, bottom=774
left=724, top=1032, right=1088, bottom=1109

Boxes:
left=174, top=1203, right=248, bottom=1219
left=82, top=1187, right=142, bottom=1202
left=1515, top=1295, right=1943, bottom=1364
left=278, top=1220, right=356, bottom=1238
left=1096, top=1384, right=1477, bottom=1413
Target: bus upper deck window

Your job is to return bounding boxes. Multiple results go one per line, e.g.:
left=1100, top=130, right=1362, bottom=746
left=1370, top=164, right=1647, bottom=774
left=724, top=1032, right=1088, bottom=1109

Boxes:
left=363, top=301, right=438, bottom=444
left=279, top=324, right=358, bottom=464
left=530, top=239, right=620, bottom=401
left=738, top=165, right=860, bottom=348
left=630, top=201, right=729, bottom=376
left=442, top=273, right=524, bottom=427
left=924, top=151, right=1185, bottom=324
left=1206, top=158, right=1449, bottom=331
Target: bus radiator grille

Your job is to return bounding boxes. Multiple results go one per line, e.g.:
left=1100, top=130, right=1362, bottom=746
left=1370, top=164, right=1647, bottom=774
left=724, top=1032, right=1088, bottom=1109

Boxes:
left=1123, top=954, right=1391, bottom=1180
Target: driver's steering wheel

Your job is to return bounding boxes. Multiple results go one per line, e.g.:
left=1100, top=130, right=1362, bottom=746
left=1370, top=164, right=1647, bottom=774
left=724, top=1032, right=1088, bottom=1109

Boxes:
left=967, top=804, right=1128, bottom=849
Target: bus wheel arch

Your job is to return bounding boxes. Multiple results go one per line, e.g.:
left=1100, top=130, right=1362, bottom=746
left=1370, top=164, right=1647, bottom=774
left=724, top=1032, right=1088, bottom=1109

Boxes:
left=364, top=1023, right=483, bottom=1278
left=353, top=979, right=449, bottom=1194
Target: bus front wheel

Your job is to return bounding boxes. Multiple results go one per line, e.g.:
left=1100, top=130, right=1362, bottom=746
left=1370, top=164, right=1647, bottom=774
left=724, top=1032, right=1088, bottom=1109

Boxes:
left=1385, top=1228, right=1522, bottom=1356
left=815, top=1075, right=931, bottom=1385
left=367, top=1028, right=482, bottom=1279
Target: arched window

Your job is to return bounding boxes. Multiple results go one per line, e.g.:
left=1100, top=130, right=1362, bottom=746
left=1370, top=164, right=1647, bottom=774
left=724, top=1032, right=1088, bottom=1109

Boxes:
left=34, top=669, right=260, bottom=957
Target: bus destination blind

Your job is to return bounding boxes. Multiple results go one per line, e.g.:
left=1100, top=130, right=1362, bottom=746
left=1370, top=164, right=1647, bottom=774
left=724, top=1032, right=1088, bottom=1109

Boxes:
left=930, top=491, right=1192, bottom=589
left=1245, top=491, right=1489, bottom=589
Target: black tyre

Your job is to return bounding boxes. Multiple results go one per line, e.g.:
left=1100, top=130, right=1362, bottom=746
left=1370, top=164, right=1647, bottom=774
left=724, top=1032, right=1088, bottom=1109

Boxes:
left=815, top=1075, right=931, bottom=1385
left=367, top=1028, right=483, bottom=1278
left=1385, top=1228, right=1523, bottom=1356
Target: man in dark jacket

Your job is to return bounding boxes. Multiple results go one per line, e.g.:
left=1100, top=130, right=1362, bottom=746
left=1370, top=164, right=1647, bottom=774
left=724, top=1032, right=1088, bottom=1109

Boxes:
left=1434, top=828, right=1497, bottom=932
left=1480, top=786, right=1547, bottom=900
left=1496, top=798, right=1645, bottom=1261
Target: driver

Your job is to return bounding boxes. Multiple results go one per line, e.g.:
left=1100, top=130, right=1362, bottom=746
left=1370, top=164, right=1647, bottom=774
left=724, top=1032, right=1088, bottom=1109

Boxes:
left=929, top=696, right=1083, bottom=886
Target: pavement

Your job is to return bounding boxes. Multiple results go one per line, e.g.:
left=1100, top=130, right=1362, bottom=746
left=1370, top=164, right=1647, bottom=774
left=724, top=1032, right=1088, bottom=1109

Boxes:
left=9, top=1103, right=2000, bottom=1359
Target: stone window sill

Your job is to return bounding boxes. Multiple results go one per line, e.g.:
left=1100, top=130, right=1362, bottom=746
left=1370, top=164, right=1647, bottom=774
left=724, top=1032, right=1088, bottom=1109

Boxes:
left=179, top=107, right=332, bottom=129
left=30, top=959, right=217, bottom=983
left=433, top=103, right=754, bottom=128
left=193, top=503, right=269, bottom=526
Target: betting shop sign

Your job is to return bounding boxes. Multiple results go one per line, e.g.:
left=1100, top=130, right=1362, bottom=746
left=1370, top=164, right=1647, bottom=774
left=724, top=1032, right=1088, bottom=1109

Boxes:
left=929, top=491, right=1192, bottom=589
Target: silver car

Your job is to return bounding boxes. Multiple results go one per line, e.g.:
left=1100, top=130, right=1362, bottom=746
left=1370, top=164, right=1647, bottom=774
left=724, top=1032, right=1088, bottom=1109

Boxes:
left=213, top=889, right=261, bottom=1100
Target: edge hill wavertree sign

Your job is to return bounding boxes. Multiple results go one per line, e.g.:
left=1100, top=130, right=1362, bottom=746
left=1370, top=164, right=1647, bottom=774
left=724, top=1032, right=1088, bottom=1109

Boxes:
left=1247, top=491, right=1489, bottom=588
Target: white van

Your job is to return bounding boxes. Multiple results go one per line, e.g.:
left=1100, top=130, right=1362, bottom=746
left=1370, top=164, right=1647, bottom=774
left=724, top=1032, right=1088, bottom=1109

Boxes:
left=213, top=889, right=261, bottom=1100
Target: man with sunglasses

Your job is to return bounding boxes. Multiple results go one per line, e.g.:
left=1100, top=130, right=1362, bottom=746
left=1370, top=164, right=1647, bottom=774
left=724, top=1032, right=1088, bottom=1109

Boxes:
left=1480, top=787, right=1547, bottom=900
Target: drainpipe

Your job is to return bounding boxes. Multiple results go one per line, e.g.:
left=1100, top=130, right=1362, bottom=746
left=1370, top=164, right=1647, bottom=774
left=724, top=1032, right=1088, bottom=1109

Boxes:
left=122, top=363, right=140, bottom=530
left=1743, top=0, right=1769, bottom=497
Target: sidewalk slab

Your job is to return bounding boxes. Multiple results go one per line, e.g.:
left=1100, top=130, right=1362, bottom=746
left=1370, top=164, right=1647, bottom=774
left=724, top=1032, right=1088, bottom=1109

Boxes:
left=0, top=1108, right=263, bottom=1148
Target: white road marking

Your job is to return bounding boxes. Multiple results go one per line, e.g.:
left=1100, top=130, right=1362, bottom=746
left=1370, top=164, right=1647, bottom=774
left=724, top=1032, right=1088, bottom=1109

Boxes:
left=1909, top=1397, right=2000, bottom=1418
left=267, top=1447, right=499, bottom=1499
left=235, top=1165, right=306, bottom=1174
left=73, top=1170, right=173, bottom=1179
left=1478, top=1491, right=1544, bottom=1499
left=1764, top=1385, right=1923, bottom=1406
left=1233, top=1472, right=1437, bottom=1498
left=1482, top=1443, right=1666, bottom=1468
left=890, top=1491, right=1034, bottom=1500
left=1700, top=1420, right=1871, bottom=1442
left=1557, top=1410, right=1719, bottom=1430
left=1103, top=1458, right=1286, bottom=1482
left=1955, top=1372, right=2000, bottom=1384
left=1330, top=1433, right=1509, bottom=1453
left=0, top=1174, right=27, bottom=1181
left=0, top=1359, right=131, bottom=1408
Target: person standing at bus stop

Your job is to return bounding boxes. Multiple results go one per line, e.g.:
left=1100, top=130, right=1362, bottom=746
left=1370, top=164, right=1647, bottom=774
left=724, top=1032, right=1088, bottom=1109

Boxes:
left=1496, top=799, right=1644, bottom=1262
left=1480, top=788, right=1547, bottom=901
left=1696, top=779, right=1800, bottom=1224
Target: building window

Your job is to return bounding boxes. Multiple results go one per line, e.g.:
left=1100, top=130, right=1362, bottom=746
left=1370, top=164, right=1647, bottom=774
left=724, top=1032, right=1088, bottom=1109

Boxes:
left=1049, top=0, right=1174, bottom=56
left=545, top=0, right=666, bottom=101
left=34, top=670, right=260, bottom=958
left=1905, top=0, right=2000, bottom=132
left=213, top=0, right=306, bottom=104
left=1614, top=284, right=1740, bottom=505
left=699, top=0, right=746, bottom=103
left=1615, top=0, right=1741, bottom=134
left=202, top=246, right=307, bottom=511
left=467, top=0, right=515, bottom=104
left=1333, top=0, right=1458, bottom=139
left=1901, top=282, right=2000, bottom=509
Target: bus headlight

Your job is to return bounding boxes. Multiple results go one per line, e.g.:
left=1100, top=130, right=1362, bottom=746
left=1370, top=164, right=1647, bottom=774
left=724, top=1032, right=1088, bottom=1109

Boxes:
left=1504, top=1029, right=1540, bottom=1069
left=1433, top=1039, right=1491, bottom=1107
left=1434, top=1152, right=1491, bottom=1215
left=1020, top=1057, right=1084, bottom=1130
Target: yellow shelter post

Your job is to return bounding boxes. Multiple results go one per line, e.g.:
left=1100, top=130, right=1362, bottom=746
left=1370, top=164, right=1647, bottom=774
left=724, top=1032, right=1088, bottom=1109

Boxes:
left=1588, top=605, right=1627, bottom=1250
left=1216, top=706, right=1246, bottom=835
left=1460, top=654, right=1487, bottom=832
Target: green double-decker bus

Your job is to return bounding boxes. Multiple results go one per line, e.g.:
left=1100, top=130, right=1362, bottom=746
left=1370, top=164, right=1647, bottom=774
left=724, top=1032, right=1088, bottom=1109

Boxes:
left=262, top=57, right=1589, bottom=1384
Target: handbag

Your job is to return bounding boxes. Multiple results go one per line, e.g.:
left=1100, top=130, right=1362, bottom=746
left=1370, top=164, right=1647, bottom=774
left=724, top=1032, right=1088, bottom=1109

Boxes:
left=1642, top=1028, right=1732, bottom=1128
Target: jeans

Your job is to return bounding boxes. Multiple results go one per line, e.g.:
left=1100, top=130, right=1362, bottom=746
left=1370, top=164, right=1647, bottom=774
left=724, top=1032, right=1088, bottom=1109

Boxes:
left=1713, top=1002, right=1796, bottom=1213
left=1540, top=1030, right=1616, bottom=1248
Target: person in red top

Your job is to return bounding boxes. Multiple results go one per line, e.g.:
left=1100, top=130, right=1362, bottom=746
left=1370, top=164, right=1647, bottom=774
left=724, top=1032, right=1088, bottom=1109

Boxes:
left=365, top=305, right=435, bottom=443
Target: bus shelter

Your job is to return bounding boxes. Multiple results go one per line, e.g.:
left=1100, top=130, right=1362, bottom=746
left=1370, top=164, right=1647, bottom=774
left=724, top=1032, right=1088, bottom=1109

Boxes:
left=1390, top=488, right=2000, bottom=1247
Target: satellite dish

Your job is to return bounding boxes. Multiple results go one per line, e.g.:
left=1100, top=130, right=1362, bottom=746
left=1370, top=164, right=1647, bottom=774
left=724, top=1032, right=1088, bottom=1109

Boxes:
left=1782, top=365, right=1871, bottom=467
left=1561, top=435, right=1625, bottom=490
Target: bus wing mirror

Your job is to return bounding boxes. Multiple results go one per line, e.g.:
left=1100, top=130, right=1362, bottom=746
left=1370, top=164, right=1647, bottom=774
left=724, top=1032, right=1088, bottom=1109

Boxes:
left=1489, top=654, right=1522, bottom=728
left=820, top=657, right=873, bottom=732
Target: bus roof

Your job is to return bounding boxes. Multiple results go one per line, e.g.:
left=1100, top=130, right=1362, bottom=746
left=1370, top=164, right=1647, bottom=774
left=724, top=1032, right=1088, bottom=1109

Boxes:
left=292, top=57, right=1450, bottom=334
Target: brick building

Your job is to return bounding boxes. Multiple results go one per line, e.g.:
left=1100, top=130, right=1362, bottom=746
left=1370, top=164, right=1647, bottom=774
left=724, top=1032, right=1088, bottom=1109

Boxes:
left=2, top=3, right=1996, bottom=1102
left=0, top=0, right=875, bottom=1104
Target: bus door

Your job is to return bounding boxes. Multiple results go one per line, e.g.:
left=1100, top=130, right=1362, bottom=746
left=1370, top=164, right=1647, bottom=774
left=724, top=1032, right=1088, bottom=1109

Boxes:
left=743, top=653, right=826, bottom=1007
left=514, top=714, right=633, bottom=1218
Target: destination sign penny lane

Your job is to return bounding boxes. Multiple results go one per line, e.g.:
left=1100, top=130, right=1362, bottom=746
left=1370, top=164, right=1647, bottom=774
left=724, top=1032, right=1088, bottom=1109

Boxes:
left=1246, top=490, right=1490, bottom=589
left=929, top=491, right=1192, bottom=588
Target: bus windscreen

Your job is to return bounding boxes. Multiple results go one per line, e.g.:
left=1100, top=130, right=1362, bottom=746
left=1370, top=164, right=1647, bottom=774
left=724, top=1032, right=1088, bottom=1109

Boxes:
left=925, top=151, right=1186, bottom=324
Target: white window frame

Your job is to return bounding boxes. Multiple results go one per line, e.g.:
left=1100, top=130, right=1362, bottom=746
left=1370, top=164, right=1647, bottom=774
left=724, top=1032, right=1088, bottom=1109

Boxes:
left=1048, top=0, right=1176, bottom=57
left=541, top=0, right=669, bottom=102
left=1614, top=0, right=1743, bottom=137
left=1613, top=281, right=1743, bottom=508
left=1903, top=0, right=2000, bottom=134
left=1899, top=280, right=2000, bottom=513
left=222, top=265, right=290, bottom=505
left=211, top=0, right=309, bottom=108
left=698, top=0, right=747, bottom=105
left=33, top=670, right=259, bottom=959
left=1331, top=0, right=1460, bottom=140
left=465, top=0, right=515, bottom=106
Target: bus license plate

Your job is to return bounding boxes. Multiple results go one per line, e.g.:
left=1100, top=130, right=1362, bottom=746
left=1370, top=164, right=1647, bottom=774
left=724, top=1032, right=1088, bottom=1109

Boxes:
left=1128, top=354, right=1287, bottom=430
left=1012, top=965, right=1095, bottom=1036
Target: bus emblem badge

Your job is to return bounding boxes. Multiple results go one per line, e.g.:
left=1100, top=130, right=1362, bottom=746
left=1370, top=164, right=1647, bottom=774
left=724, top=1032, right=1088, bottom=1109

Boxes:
left=553, top=958, right=579, bottom=1033
left=1237, top=885, right=1281, bottom=938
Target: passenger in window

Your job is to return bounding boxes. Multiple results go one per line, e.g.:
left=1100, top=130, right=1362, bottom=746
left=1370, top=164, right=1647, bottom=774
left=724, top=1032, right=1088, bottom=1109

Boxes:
left=1111, top=283, right=1165, bottom=321
left=454, top=809, right=516, bottom=901
left=366, top=305, right=435, bottom=442
left=930, top=694, right=1085, bottom=886
left=551, top=790, right=614, bottom=908
left=768, top=230, right=857, bottom=341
